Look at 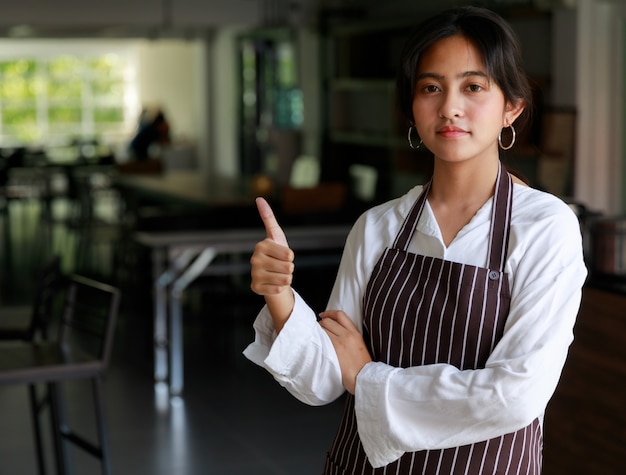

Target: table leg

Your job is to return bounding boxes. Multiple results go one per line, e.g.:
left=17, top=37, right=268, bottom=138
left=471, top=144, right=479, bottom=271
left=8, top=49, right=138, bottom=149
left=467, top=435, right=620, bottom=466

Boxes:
left=152, top=248, right=167, bottom=382
left=153, top=248, right=199, bottom=383
left=169, top=248, right=218, bottom=395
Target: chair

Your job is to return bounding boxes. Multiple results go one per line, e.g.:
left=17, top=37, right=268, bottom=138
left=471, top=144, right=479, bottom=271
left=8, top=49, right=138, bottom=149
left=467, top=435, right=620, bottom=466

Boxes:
left=0, top=274, right=121, bottom=475
left=0, top=255, right=63, bottom=342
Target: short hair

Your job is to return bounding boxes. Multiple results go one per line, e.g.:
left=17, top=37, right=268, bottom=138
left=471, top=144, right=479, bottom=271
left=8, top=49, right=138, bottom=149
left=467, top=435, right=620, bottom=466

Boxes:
left=396, top=6, right=533, bottom=133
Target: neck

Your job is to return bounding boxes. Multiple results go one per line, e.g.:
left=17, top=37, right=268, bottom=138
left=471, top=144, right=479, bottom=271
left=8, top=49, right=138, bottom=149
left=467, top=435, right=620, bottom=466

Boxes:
left=426, top=158, right=502, bottom=247
left=428, top=159, right=500, bottom=206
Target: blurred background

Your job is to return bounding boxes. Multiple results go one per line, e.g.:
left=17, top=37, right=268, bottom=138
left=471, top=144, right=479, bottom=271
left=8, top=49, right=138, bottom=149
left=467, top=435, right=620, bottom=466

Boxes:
left=0, top=0, right=624, bottom=474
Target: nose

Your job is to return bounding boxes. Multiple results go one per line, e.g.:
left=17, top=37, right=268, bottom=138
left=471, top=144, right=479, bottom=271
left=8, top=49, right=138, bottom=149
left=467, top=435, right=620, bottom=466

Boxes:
left=438, top=90, right=464, bottom=119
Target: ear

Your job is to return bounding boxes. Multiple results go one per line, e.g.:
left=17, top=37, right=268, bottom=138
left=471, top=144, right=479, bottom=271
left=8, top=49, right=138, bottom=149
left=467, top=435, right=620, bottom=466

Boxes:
left=504, top=99, right=525, bottom=126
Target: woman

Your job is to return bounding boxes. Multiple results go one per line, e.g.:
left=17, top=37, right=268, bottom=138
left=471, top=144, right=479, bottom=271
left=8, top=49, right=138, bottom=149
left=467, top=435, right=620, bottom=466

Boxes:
left=244, top=6, right=587, bottom=474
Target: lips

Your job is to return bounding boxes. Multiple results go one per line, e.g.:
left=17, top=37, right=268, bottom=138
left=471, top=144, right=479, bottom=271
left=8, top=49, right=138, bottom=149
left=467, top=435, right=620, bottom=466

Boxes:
left=437, top=126, right=469, bottom=138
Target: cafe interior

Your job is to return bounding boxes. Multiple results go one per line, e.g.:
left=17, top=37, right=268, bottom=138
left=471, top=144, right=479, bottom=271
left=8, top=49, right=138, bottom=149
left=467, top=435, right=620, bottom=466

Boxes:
left=0, top=0, right=624, bottom=474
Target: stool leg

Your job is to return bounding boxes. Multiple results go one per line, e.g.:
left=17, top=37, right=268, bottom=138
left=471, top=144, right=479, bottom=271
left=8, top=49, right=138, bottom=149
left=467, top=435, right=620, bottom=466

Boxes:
left=49, top=382, right=70, bottom=475
left=92, top=377, right=112, bottom=475
left=28, top=384, right=48, bottom=475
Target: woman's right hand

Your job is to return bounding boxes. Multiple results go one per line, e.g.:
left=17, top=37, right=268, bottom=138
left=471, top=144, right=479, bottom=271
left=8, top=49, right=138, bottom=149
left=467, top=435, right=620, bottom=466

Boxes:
left=250, top=197, right=295, bottom=332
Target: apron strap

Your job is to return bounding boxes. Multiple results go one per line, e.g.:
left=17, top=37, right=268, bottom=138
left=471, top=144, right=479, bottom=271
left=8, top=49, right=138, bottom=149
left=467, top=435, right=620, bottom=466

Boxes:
left=392, top=180, right=431, bottom=250
left=392, top=162, right=513, bottom=272
left=487, top=163, right=513, bottom=272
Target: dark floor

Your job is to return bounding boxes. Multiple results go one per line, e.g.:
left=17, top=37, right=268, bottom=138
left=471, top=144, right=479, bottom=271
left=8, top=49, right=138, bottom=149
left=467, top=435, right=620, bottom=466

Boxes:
left=0, top=194, right=345, bottom=474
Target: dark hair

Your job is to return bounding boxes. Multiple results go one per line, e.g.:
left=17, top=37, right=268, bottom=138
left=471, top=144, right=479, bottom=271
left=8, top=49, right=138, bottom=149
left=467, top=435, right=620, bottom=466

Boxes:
left=396, top=6, right=533, bottom=134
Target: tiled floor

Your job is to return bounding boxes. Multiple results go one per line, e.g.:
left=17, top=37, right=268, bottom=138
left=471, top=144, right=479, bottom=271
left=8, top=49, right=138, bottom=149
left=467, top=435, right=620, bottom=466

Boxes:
left=0, top=195, right=345, bottom=474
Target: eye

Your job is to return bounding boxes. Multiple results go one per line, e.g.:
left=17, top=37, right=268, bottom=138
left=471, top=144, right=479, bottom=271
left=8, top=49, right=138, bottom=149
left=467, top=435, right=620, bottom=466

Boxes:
left=467, top=84, right=483, bottom=92
left=421, top=84, right=440, bottom=94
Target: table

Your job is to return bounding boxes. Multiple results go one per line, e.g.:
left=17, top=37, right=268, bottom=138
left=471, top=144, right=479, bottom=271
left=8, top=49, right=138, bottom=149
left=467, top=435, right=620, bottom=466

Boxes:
left=135, top=225, right=351, bottom=395
left=113, top=171, right=256, bottom=209
left=115, top=171, right=354, bottom=394
left=113, top=171, right=269, bottom=237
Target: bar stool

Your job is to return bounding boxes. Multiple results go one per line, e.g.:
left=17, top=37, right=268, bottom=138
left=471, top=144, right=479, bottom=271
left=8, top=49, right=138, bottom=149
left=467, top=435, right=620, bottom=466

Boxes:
left=0, top=274, right=121, bottom=474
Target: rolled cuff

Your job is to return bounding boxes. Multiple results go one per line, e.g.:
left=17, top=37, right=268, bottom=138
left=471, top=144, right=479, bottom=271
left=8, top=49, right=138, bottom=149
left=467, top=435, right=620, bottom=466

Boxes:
left=355, top=361, right=405, bottom=468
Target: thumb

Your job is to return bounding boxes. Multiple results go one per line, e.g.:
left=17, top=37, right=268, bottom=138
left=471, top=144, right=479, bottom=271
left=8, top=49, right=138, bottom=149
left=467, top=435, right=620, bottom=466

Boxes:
left=256, top=197, right=288, bottom=247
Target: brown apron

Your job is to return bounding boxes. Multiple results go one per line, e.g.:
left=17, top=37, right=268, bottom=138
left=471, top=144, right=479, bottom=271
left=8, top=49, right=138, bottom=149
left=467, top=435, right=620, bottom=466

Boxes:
left=323, top=164, right=542, bottom=474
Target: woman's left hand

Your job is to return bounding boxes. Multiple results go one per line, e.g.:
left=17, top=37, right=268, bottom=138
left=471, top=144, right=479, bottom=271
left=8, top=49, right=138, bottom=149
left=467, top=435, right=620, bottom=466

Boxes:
left=319, top=310, right=372, bottom=395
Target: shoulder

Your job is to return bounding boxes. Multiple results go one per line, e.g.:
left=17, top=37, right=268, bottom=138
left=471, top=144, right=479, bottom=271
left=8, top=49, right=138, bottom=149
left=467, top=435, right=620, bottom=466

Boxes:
left=345, top=185, right=425, bottom=252
left=511, top=185, right=579, bottom=227
left=509, top=184, right=583, bottom=266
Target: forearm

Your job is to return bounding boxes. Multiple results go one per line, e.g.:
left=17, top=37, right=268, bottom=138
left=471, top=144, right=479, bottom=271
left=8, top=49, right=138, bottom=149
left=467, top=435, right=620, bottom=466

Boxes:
left=265, top=289, right=295, bottom=334
left=244, top=290, right=345, bottom=405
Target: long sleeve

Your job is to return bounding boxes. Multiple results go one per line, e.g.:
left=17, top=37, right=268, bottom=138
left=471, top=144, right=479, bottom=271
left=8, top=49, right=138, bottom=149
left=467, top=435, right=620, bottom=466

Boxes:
left=242, top=288, right=346, bottom=406
left=352, top=189, right=588, bottom=467
left=242, top=189, right=422, bottom=406
left=243, top=184, right=587, bottom=468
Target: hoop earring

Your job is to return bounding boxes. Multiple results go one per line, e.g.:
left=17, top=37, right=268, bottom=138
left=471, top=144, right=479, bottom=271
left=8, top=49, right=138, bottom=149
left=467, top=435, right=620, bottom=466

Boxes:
left=498, top=124, right=516, bottom=150
left=408, top=126, right=422, bottom=150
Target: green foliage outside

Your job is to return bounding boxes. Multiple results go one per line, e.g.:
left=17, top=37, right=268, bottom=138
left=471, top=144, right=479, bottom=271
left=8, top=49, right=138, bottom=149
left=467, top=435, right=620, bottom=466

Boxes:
left=0, top=54, right=128, bottom=145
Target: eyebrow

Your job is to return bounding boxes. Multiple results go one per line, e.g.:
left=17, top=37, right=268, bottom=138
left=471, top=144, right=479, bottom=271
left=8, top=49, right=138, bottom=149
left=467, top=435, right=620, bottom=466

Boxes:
left=416, top=70, right=490, bottom=81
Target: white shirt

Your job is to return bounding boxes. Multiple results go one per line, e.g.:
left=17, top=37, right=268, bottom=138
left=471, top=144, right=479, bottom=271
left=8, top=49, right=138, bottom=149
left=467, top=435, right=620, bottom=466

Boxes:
left=243, top=183, right=588, bottom=468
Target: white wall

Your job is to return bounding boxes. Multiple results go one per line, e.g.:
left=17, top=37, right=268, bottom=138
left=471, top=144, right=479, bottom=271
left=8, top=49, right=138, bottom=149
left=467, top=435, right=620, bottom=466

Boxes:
left=209, top=27, right=243, bottom=177
left=134, top=38, right=213, bottom=169
left=575, top=0, right=625, bottom=214
left=622, top=18, right=626, bottom=213
left=136, top=40, right=199, bottom=141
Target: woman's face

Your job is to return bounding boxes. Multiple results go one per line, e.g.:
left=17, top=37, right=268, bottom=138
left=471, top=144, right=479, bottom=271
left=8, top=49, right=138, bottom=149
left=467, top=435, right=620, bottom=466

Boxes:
left=411, top=34, right=522, bottom=165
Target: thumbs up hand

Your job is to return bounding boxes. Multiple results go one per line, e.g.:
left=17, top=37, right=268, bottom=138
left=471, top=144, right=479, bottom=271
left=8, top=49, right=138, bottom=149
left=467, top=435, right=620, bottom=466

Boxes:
left=250, top=197, right=294, bottom=295
left=256, top=196, right=289, bottom=248
left=250, top=197, right=295, bottom=332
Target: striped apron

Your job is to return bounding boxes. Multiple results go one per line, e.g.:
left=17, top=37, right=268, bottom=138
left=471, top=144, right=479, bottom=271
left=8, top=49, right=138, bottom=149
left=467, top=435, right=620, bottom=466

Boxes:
left=323, top=164, right=542, bottom=474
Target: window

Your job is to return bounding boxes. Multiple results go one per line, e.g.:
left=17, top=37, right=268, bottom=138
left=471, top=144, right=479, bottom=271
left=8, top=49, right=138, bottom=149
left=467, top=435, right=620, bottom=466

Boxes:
left=0, top=40, right=138, bottom=149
